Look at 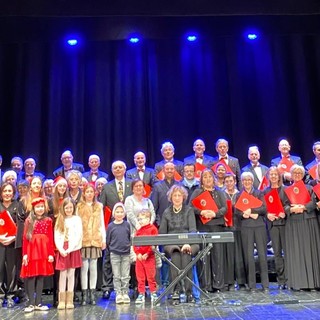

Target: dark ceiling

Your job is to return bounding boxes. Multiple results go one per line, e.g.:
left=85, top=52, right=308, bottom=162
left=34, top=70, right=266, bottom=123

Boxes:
left=0, top=1, right=320, bottom=42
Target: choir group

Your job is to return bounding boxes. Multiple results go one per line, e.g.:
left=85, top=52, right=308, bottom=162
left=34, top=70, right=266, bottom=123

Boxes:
left=1, top=137, right=320, bottom=311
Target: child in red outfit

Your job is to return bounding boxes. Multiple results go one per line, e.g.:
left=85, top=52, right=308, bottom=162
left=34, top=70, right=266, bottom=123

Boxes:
left=21, top=197, right=54, bottom=313
left=133, top=209, right=158, bottom=304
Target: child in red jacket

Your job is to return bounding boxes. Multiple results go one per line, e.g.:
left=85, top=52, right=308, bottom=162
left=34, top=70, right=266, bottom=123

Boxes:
left=133, top=209, right=158, bottom=304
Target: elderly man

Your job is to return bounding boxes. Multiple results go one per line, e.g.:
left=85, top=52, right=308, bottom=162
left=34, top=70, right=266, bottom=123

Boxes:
left=99, top=160, right=133, bottom=300
left=270, top=139, right=303, bottom=185
left=183, top=139, right=214, bottom=168
left=53, top=150, right=84, bottom=178
left=21, top=157, right=45, bottom=182
left=11, top=156, right=24, bottom=181
left=305, top=141, right=320, bottom=183
left=212, top=138, right=241, bottom=189
left=154, top=141, right=183, bottom=179
left=241, top=146, right=269, bottom=190
left=126, top=151, right=155, bottom=187
left=83, top=154, right=109, bottom=182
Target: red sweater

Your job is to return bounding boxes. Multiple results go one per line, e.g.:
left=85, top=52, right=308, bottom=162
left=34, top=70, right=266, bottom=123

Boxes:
left=133, top=224, right=158, bottom=255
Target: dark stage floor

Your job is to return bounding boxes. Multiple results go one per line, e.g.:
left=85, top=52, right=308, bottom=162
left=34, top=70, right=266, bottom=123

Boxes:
left=2, top=284, right=320, bottom=320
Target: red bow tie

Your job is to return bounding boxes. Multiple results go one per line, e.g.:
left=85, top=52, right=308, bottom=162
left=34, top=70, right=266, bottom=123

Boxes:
left=138, top=168, right=145, bottom=173
left=91, top=171, right=98, bottom=175
left=196, top=156, right=203, bottom=159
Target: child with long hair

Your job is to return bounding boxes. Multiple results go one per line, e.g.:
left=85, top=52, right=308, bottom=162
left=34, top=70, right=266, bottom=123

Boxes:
left=20, top=197, right=54, bottom=313
left=54, top=197, right=83, bottom=309
left=77, top=183, right=106, bottom=305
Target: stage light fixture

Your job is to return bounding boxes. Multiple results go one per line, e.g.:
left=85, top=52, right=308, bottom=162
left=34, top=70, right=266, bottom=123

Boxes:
left=247, top=34, right=258, bottom=40
left=187, top=35, right=197, bottom=42
left=67, top=39, right=78, bottom=46
left=129, top=37, right=140, bottom=43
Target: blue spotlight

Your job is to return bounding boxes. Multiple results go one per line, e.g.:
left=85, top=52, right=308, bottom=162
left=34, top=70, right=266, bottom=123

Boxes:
left=129, top=37, right=140, bottom=43
left=247, top=33, right=258, bottom=40
left=187, top=35, right=197, bottom=42
left=67, top=39, right=78, bottom=46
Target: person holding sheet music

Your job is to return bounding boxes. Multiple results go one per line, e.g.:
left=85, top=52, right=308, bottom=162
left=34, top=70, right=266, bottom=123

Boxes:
left=234, top=171, right=269, bottom=291
left=264, top=167, right=290, bottom=290
left=0, top=182, right=19, bottom=308
left=159, top=185, right=199, bottom=303
left=284, top=164, right=320, bottom=291
left=308, top=163, right=320, bottom=224
left=189, top=169, right=227, bottom=293
left=270, top=139, right=303, bottom=186
left=223, top=174, right=246, bottom=291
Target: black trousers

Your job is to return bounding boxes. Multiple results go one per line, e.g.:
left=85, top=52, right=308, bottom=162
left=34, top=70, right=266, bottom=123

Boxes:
left=164, top=244, right=199, bottom=294
left=269, top=225, right=286, bottom=285
left=0, top=244, right=17, bottom=295
left=241, top=226, right=269, bottom=289
left=199, top=225, right=225, bottom=291
left=101, top=248, right=113, bottom=291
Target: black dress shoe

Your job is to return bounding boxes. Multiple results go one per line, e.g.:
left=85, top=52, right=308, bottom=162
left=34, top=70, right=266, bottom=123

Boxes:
left=102, top=290, right=111, bottom=299
left=187, top=294, right=195, bottom=303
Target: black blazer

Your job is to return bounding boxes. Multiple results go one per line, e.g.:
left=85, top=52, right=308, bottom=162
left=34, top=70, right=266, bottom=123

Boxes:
left=99, top=179, right=133, bottom=209
left=241, top=163, right=269, bottom=190
left=53, top=162, right=85, bottom=178
left=126, top=167, right=155, bottom=186
left=183, top=154, right=215, bottom=168
left=82, top=170, right=109, bottom=182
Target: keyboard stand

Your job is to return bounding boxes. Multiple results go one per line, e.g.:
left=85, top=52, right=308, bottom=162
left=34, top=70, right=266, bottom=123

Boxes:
left=153, top=243, right=212, bottom=305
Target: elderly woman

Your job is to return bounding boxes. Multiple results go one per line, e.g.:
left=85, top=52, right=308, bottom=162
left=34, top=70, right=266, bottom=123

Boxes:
left=66, top=170, right=82, bottom=205
left=159, top=185, right=198, bottom=303
left=285, top=164, right=320, bottom=291
left=43, top=179, right=54, bottom=199
left=234, top=171, right=268, bottom=291
left=264, top=167, right=290, bottom=289
left=189, top=169, right=227, bottom=293
left=2, top=170, right=17, bottom=186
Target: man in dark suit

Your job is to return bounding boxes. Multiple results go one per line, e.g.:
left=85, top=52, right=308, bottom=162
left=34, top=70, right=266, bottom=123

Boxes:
left=241, top=146, right=269, bottom=190
left=270, top=139, right=303, bottom=185
left=181, top=163, right=200, bottom=203
left=183, top=138, right=214, bottom=168
left=154, top=141, right=184, bottom=179
left=99, top=160, right=132, bottom=299
left=82, top=154, right=109, bottom=183
left=21, top=157, right=45, bottom=182
left=126, top=151, right=155, bottom=186
left=11, top=156, right=24, bottom=181
left=212, top=138, right=242, bottom=189
left=53, top=150, right=84, bottom=178
left=305, top=141, right=320, bottom=183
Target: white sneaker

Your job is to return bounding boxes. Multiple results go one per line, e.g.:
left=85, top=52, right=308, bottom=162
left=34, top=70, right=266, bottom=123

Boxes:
left=150, top=292, right=158, bottom=303
left=122, top=293, right=130, bottom=304
left=115, top=294, right=123, bottom=304
left=34, top=304, right=49, bottom=311
left=24, top=305, right=35, bottom=313
left=135, top=294, right=145, bottom=304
